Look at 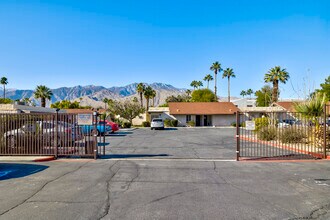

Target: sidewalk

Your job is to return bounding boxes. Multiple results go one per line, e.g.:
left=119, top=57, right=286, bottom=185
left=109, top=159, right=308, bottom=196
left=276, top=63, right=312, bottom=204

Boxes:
left=0, top=156, right=55, bottom=162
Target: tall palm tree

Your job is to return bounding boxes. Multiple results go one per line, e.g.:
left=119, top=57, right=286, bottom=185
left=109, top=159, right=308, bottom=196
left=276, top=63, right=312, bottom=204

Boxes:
left=136, top=83, right=145, bottom=107
left=151, top=89, right=157, bottom=107
left=264, top=66, right=289, bottom=103
left=210, top=61, right=222, bottom=100
left=222, top=68, right=236, bottom=102
left=203, top=74, right=214, bottom=89
left=240, top=90, right=247, bottom=98
left=196, top=81, right=203, bottom=89
left=190, top=80, right=198, bottom=90
left=246, top=89, right=254, bottom=99
left=34, top=85, right=53, bottom=107
left=0, top=77, right=8, bottom=99
left=103, top=98, right=109, bottom=109
left=144, top=86, right=153, bottom=110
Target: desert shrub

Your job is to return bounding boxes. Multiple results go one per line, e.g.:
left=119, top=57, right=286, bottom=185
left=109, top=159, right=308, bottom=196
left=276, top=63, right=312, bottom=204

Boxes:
left=231, top=122, right=237, bottom=127
left=279, top=128, right=306, bottom=143
left=142, top=121, right=150, bottom=127
left=164, top=119, right=171, bottom=127
left=171, top=120, right=178, bottom=127
left=122, top=122, right=132, bottom=128
left=254, top=117, right=269, bottom=131
left=187, top=121, right=195, bottom=127
left=240, top=122, right=246, bottom=127
left=257, top=126, right=277, bottom=141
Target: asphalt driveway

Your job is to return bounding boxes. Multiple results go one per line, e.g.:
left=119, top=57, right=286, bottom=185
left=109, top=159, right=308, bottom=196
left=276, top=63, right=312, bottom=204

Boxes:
left=105, top=127, right=236, bottom=159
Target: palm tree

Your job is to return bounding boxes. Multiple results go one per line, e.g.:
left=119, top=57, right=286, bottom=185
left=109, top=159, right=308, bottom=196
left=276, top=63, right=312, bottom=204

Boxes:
left=240, top=90, right=247, bottom=98
left=151, top=89, right=156, bottom=107
left=203, top=74, right=213, bottom=89
left=196, top=81, right=203, bottom=89
left=34, top=85, right=53, bottom=107
left=210, top=61, right=222, bottom=100
left=190, top=80, right=198, bottom=90
left=246, top=89, right=254, bottom=99
left=136, top=83, right=145, bottom=107
left=144, top=86, right=153, bottom=110
left=103, top=98, right=109, bottom=109
left=186, top=89, right=192, bottom=96
left=1, top=77, right=8, bottom=99
left=23, top=97, right=31, bottom=106
left=264, top=66, right=290, bottom=103
left=222, top=68, right=236, bottom=102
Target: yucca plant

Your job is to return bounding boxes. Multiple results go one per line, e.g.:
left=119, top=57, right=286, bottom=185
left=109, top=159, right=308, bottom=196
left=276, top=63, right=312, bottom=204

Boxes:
left=294, top=92, right=327, bottom=125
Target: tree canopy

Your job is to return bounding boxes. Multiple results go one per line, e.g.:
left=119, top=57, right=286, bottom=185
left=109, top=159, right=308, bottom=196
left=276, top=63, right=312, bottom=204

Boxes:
left=255, top=85, right=273, bottom=107
left=50, top=100, right=91, bottom=109
left=191, top=89, right=217, bottom=102
left=108, top=100, right=145, bottom=123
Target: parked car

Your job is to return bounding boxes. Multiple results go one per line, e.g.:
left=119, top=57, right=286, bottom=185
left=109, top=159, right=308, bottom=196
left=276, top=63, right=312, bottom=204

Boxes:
left=99, top=120, right=119, bottom=133
left=80, top=123, right=112, bottom=136
left=3, top=121, right=82, bottom=148
left=151, top=118, right=164, bottom=130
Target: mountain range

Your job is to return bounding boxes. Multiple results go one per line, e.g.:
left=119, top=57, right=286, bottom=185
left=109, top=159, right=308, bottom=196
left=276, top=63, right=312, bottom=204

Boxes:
left=2, top=83, right=187, bottom=108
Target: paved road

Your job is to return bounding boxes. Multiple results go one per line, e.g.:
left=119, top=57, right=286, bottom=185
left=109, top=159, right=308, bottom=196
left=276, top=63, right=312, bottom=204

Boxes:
left=105, top=127, right=236, bottom=159
left=1, top=160, right=330, bottom=219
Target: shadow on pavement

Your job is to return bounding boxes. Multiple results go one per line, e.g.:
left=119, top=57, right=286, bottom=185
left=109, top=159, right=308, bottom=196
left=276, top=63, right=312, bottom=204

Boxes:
left=100, top=154, right=171, bottom=159
left=106, top=131, right=134, bottom=136
left=164, top=128, right=178, bottom=131
left=0, top=163, right=48, bottom=181
left=98, top=142, right=110, bottom=146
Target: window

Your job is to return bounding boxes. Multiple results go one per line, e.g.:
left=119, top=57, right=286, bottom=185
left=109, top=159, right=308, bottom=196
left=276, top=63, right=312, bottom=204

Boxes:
left=186, top=115, right=191, bottom=122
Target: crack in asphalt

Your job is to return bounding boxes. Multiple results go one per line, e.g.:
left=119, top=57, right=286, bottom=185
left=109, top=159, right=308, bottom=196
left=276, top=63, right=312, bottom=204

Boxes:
left=147, top=188, right=198, bottom=204
left=98, top=161, right=120, bottom=220
left=0, top=161, right=91, bottom=216
left=289, top=203, right=330, bottom=219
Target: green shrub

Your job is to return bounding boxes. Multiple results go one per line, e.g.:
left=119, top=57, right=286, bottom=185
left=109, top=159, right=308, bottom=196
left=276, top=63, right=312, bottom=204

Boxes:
left=164, top=119, right=171, bottom=127
left=240, top=122, right=246, bottom=127
left=187, top=121, right=195, bottom=127
left=254, top=117, right=269, bottom=131
left=171, top=120, right=178, bottom=127
left=122, top=122, right=132, bottom=128
left=257, top=126, right=277, bottom=141
left=142, top=121, right=150, bottom=127
left=279, top=128, right=306, bottom=143
left=231, top=122, right=237, bottom=127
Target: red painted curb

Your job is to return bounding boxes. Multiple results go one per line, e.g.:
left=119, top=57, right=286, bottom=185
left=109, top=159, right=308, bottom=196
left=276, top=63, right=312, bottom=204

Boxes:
left=33, top=156, right=56, bottom=162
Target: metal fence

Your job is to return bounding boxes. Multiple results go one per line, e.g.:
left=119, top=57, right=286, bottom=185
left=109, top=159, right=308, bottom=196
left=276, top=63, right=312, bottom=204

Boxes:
left=236, top=105, right=330, bottom=160
left=0, top=112, right=106, bottom=159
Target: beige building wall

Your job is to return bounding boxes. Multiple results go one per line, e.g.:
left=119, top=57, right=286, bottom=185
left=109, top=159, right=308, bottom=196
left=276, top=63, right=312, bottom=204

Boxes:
left=211, top=115, right=236, bottom=126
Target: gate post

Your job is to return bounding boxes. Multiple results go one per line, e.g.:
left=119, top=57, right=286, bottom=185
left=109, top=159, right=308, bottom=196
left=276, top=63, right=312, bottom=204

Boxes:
left=236, top=111, right=240, bottom=161
left=54, top=109, right=59, bottom=158
left=323, top=105, right=327, bottom=159
left=93, top=110, right=98, bottom=159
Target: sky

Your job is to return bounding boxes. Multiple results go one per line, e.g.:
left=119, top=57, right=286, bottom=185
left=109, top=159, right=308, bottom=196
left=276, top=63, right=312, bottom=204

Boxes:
left=0, top=0, right=329, bottom=99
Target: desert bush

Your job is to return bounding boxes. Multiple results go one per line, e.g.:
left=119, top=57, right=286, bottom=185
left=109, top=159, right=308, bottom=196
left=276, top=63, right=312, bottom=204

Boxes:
left=171, top=120, right=178, bottom=127
left=279, top=128, right=306, bottom=143
left=231, top=122, right=237, bottom=127
left=313, top=126, right=330, bottom=148
left=257, top=126, right=277, bottom=141
left=240, top=122, right=246, bottom=127
left=164, top=119, right=171, bottom=127
left=122, top=122, right=132, bottom=128
left=254, top=117, right=269, bottom=131
left=187, top=121, right=195, bottom=127
left=142, top=121, right=150, bottom=127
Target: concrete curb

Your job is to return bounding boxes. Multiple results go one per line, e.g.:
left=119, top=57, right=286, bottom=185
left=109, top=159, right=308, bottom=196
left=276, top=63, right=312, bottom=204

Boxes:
left=0, top=156, right=55, bottom=162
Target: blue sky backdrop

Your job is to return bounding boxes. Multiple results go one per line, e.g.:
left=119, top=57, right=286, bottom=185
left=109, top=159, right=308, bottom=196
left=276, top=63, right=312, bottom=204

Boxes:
left=0, top=0, right=329, bottom=98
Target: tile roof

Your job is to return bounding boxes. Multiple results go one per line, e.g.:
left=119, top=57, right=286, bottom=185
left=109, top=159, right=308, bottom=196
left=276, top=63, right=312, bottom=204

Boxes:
left=275, top=102, right=298, bottom=112
left=169, top=102, right=238, bottom=115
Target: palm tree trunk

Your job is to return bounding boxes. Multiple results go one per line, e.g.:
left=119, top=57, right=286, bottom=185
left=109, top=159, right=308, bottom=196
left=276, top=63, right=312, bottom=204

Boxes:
left=3, top=85, right=5, bottom=99
left=207, top=81, right=209, bottom=89
left=41, top=98, right=46, bottom=107
left=214, top=71, right=217, bottom=100
left=272, top=80, right=279, bottom=103
left=146, top=99, right=149, bottom=111
left=140, top=93, right=143, bottom=107
left=228, top=77, right=230, bottom=102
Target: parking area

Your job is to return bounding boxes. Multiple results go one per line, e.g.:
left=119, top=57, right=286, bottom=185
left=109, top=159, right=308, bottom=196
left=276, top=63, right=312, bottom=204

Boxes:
left=105, top=127, right=236, bottom=160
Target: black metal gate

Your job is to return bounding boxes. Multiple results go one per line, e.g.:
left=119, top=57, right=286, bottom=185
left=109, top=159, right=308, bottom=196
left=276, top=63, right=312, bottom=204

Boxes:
left=236, top=105, right=329, bottom=160
left=0, top=111, right=106, bottom=159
